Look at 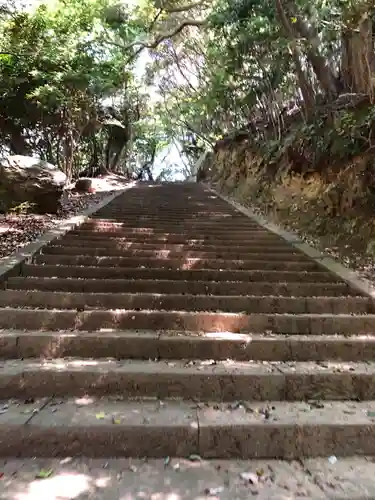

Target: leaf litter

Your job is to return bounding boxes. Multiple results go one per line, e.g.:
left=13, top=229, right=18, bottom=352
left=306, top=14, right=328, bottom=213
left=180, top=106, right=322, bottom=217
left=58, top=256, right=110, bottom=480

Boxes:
left=36, top=469, right=53, bottom=479
left=0, top=190, right=113, bottom=259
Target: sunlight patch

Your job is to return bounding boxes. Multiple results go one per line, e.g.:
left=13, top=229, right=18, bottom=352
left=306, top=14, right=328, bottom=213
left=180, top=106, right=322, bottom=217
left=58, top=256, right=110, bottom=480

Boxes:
left=13, top=472, right=91, bottom=500
left=205, top=331, right=251, bottom=342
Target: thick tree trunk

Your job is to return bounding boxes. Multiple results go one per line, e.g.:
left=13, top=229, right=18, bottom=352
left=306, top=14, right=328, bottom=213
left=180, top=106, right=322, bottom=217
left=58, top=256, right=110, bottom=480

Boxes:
left=275, top=0, right=315, bottom=117
left=291, top=12, right=340, bottom=99
left=341, top=14, right=375, bottom=97
left=9, top=127, right=31, bottom=155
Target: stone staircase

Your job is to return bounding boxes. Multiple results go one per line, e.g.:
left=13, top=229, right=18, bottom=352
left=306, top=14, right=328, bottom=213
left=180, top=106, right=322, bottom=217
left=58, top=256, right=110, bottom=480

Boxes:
left=1, top=182, right=375, bottom=459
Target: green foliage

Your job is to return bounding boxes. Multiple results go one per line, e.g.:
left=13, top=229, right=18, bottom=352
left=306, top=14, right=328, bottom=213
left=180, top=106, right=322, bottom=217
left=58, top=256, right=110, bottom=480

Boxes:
left=0, top=0, right=168, bottom=179
left=0, top=0, right=374, bottom=184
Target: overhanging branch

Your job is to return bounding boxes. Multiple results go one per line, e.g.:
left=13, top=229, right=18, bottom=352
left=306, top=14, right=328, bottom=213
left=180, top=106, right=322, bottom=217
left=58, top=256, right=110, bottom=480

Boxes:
left=125, top=19, right=206, bottom=63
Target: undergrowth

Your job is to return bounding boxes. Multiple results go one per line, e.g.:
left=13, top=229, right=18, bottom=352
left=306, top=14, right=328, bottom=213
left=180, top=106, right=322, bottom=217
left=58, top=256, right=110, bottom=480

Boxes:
left=203, top=101, right=375, bottom=280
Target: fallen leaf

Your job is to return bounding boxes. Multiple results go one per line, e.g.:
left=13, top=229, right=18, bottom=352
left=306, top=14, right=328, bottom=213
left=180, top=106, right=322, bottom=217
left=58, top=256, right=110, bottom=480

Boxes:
left=0, top=472, right=4, bottom=479
left=96, top=412, right=106, bottom=419
left=36, top=469, right=53, bottom=479
left=189, top=454, right=202, bottom=462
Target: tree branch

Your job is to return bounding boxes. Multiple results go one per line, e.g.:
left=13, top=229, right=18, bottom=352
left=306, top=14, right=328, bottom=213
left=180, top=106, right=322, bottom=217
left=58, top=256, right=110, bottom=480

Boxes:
left=125, top=19, right=206, bottom=63
left=170, top=45, right=197, bottom=91
left=148, top=8, right=163, bottom=32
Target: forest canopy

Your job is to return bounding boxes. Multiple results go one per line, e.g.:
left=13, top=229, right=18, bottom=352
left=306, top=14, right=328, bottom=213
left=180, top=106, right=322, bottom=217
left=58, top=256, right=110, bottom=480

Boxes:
left=0, top=0, right=374, bottom=180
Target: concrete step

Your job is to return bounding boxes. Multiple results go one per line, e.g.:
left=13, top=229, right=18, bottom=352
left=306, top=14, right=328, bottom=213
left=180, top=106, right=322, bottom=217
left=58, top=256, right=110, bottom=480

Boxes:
left=83, top=216, right=252, bottom=222
left=55, top=237, right=300, bottom=253
left=92, top=208, right=241, bottom=214
left=65, top=232, right=294, bottom=246
left=7, top=276, right=358, bottom=296
left=80, top=221, right=264, bottom=229
left=1, top=398, right=375, bottom=458
left=90, top=212, right=250, bottom=218
left=34, top=254, right=321, bottom=271
left=21, top=264, right=341, bottom=282
left=3, top=456, right=373, bottom=499
left=0, top=290, right=370, bottom=314
left=79, top=224, right=273, bottom=232
left=2, top=181, right=372, bottom=464
left=1, top=358, right=375, bottom=401
left=43, top=244, right=309, bottom=262
left=0, top=308, right=374, bottom=333
left=70, top=228, right=285, bottom=240
left=3, top=330, right=375, bottom=362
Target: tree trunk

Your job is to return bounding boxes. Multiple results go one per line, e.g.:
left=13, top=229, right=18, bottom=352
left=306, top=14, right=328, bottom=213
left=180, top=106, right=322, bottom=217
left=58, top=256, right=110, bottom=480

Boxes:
left=9, top=127, right=31, bottom=155
left=275, top=0, right=315, bottom=117
left=290, top=9, right=340, bottom=99
left=63, top=129, right=74, bottom=181
left=341, top=13, right=375, bottom=97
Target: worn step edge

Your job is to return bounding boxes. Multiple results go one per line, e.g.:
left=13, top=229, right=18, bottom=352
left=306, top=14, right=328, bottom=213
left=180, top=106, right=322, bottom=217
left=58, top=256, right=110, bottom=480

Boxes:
left=1, top=358, right=375, bottom=401
left=34, top=254, right=320, bottom=271
left=21, top=265, right=338, bottom=283
left=83, top=215, right=252, bottom=220
left=1, top=399, right=375, bottom=458
left=56, top=238, right=305, bottom=252
left=0, top=308, right=374, bottom=334
left=2, top=331, right=375, bottom=361
left=0, top=291, right=370, bottom=315
left=75, top=226, right=280, bottom=234
left=80, top=222, right=267, bottom=229
left=69, top=230, right=286, bottom=241
left=43, top=245, right=310, bottom=261
left=6, top=277, right=361, bottom=296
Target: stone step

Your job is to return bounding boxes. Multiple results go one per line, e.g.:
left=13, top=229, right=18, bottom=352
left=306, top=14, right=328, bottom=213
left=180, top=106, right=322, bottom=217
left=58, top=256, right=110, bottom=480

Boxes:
left=80, top=220, right=264, bottom=229
left=71, top=228, right=284, bottom=240
left=56, top=237, right=299, bottom=253
left=3, top=456, right=373, bottom=499
left=0, top=308, right=374, bottom=333
left=0, top=290, right=370, bottom=314
left=43, top=244, right=309, bottom=262
left=66, top=232, right=294, bottom=246
left=83, top=216, right=251, bottom=223
left=1, top=358, right=375, bottom=401
left=91, top=212, right=249, bottom=218
left=3, top=330, right=375, bottom=362
left=78, top=226, right=272, bottom=235
left=34, top=254, right=321, bottom=271
left=93, top=208, right=240, bottom=214
left=21, top=264, right=341, bottom=282
left=1, top=398, right=375, bottom=458
left=7, top=276, right=358, bottom=297
left=90, top=221, right=259, bottom=228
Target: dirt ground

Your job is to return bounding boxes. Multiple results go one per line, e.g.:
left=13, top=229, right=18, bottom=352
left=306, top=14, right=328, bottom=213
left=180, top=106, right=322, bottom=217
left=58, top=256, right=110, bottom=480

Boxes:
left=0, top=175, right=131, bottom=259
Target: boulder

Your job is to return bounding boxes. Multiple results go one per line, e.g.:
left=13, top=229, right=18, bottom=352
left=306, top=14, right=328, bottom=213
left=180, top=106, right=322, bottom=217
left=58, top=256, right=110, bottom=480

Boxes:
left=75, top=178, right=94, bottom=193
left=0, top=155, right=67, bottom=213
